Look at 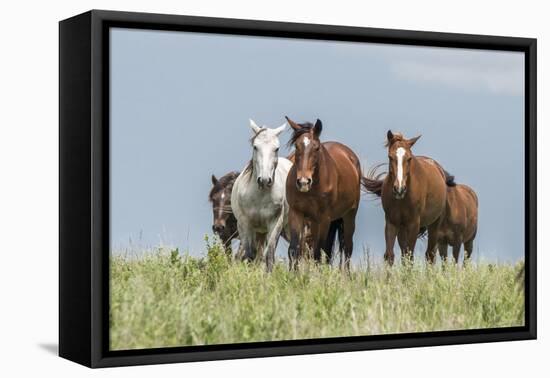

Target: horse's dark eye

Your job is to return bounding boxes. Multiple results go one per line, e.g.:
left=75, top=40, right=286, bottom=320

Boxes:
left=253, top=146, right=257, bottom=151
left=275, top=148, right=279, bottom=153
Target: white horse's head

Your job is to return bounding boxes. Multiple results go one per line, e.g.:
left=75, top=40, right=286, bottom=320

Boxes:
left=249, top=119, right=286, bottom=189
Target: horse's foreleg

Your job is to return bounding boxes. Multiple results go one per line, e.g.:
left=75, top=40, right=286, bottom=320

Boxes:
left=452, top=243, right=461, bottom=264
left=238, top=221, right=256, bottom=262
left=397, top=229, right=410, bottom=265
left=438, top=242, right=448, bottom=262
left=425, top=222, right=440, bottom=264
left=341, top=211, right=357, bottom=273
left=265, top=215, right=284, bottom=272
left=312, top=218, right=330, bottom=263
left=255, top=233, right=266, bottom=263
left=464, top=238, right=474, bottom=264
left=384, top=220, right=398, bottom=266
left=402, top=220, right=420, bottom=266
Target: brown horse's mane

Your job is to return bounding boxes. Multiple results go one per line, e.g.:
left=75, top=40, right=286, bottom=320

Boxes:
left=209, top=171, right=240, bottom=201
left=287, top=122, right=317, bottom=148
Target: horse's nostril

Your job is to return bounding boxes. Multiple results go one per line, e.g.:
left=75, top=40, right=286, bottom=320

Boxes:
left=267, top=178, right=273, bottom=185
left=296, top=179, right=301, bottom=186
left=213, top=224, right=225, bottom=233
left=307, top=178, right=312, bottom=185
left=257, top=177, right=262, bottom=185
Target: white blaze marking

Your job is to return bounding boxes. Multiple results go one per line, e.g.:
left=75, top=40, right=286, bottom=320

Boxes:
left=396, top=147, right=406, bottom=189
left=218, top=192, right=225, bottom=218
left=303, top=136, right=310, bottom=147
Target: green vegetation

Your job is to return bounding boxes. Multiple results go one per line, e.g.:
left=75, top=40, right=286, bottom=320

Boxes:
left=110, top=240, right=524, bottom=351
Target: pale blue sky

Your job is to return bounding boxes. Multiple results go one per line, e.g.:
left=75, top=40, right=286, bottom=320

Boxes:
left=110, top=28, right=525, bottom=263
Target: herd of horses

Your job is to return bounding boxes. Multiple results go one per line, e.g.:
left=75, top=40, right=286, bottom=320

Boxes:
left=209, top=117, right=478, bottom=272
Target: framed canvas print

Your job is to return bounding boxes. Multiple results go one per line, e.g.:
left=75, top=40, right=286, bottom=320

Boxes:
left=59, top=10, right=536, bottom=368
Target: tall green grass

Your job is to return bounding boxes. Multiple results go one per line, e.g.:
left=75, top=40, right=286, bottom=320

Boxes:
left=110, top=241, right=524, bottom=350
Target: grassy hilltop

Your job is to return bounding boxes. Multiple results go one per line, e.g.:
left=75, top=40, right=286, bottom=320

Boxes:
left=110, top=240, right=524, bottom=350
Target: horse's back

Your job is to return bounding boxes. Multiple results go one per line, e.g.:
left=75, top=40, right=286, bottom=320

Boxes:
left=323, top=141, right=362, bottom=179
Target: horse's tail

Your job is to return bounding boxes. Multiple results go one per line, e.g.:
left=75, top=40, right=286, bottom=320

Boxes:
left=361, top=163, right=386, bottom=197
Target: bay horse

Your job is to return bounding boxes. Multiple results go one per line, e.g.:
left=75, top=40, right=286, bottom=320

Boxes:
left=363, top=131, right=453, bottom=265
left=285, top=152, right=342, bottom=264
left=285, top=117, right=361, bottom=271
left=231, top=119, right=292, bottom=272
left=437, top=184, right=478, bottom=264
left=209, top=171, right=240, bottom=256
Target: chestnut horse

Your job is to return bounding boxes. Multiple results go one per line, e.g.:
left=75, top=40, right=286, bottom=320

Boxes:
left=209, top=171, right=240, bottom=255
left=285, top=117, right=361, bottom=271
left=437, top=184, right=478, bottom=264
left=363, top=131, right=453, bottom=265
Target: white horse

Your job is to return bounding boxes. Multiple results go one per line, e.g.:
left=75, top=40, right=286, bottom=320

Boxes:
left=231, top=119, right=292, bottom=272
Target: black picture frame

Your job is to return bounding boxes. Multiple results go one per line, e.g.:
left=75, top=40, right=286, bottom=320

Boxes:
left=59, top=9, right=537, bottom=368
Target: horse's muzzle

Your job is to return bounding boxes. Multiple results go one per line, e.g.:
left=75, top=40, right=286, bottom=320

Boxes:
left=296, top=177, right=312, bottom=192
left=392, top=186, right=407, bottom=199
left=257, top=176, right=273, bottom=189
left=213, top=223, right=225, bottom=234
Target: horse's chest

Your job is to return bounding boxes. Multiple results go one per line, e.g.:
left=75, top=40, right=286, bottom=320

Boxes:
left=289, top=193, right=329, bottom=217
left=248, top=203, right=281, bottom=220
left=240, top=192, right=283, bottom=223
left=383, top=200, right=417, bottom=226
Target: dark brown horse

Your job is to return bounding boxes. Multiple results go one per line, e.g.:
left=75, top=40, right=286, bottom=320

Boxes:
left=363, top=131, right=452, bottom=265
left=209, top=171, right=240, bottom=255
left=437, top=184, right=478, bottom=264
left=285, top=117, right=362, bottom=270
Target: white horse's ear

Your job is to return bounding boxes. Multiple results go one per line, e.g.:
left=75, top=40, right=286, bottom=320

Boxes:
left=273, top=123, right=287, bottom=136
left=249, top=119, right=262, bottom=134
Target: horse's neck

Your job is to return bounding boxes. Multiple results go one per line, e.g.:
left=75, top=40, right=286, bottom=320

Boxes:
left=315, top=146, right=336, bottom=187
left=408, top=156, right=425, bottom=187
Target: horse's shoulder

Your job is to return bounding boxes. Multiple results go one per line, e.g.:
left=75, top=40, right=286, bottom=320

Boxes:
left=323, top=142, right=361, bottom=171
